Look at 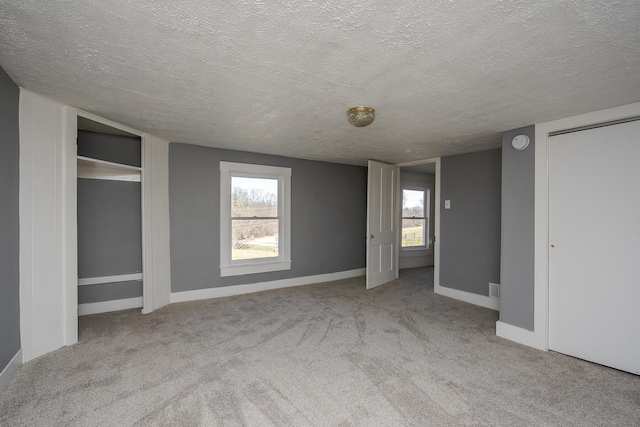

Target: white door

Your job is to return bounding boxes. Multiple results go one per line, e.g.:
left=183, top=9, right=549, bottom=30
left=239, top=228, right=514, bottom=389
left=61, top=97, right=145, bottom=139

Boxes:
left=366, top=160, right=398, bottom=289
left=549, top=119, right=640, bottom=374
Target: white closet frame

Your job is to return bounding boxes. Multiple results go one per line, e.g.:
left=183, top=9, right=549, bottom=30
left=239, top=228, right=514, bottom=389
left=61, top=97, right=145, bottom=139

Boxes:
left=75, top=110, right=157, bottom=317
left=20, top=90, right=170, bottom=362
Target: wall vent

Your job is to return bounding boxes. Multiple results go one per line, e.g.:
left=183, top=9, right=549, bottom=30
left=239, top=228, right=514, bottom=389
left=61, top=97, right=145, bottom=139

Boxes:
left=489, top=283, right=500, bottom=299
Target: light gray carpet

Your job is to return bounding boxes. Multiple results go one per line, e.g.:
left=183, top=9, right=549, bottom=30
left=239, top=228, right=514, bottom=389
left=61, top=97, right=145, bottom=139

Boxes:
left=1, top=268, right=639, bottom=426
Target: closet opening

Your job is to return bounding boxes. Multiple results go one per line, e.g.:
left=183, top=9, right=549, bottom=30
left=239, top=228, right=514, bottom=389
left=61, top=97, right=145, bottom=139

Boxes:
left=76, top=115, right=143, bottom=316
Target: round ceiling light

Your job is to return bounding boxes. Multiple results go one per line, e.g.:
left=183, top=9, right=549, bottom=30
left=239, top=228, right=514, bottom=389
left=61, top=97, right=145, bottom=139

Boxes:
left=347, top=106, right=375, bottom=127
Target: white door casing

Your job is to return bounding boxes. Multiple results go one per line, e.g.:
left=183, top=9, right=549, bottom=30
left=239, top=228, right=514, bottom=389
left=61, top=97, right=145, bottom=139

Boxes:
left=366, top=160, right=398, bottom=289
left=548, top=119, right=640, bottom=374
left=19, top=90, right=77, bottom=361
left=141, top=133, right=172, bottom=313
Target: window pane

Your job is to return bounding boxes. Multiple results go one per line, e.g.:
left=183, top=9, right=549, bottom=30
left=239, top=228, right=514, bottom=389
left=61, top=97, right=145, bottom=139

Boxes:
left=402, top=189, right=424, bottom=217
left=231, top=177, right=278, bottom=217
left=402, top=219, right=425, bottom=247
left=232, top=219, right=279, bottom=260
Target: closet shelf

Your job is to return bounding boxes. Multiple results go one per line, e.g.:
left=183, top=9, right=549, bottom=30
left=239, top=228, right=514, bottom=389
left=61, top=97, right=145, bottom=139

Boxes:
left=77, top=156, right=141, bottom=170
left=77, top=156, right=141, bottom=182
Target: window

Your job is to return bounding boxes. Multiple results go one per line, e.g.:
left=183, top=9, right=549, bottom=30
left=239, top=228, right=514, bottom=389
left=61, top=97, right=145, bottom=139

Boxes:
left=401, top=187, right=429, bottom=248
left=220, top=162, right=291, bottom=276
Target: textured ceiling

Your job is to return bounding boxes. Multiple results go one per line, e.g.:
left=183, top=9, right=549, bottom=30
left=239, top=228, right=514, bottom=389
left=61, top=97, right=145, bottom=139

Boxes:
left=1, top=1, right=639, bottom=166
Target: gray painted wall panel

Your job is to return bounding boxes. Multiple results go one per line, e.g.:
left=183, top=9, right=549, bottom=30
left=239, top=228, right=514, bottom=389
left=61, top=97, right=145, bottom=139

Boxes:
left=78, top=281, right=143, bottom=304
left=440, top=149, right=501, bottom=296
left=169, top=143, right=367, bottom=292
left=77, top=130, right=141, bottom=167
left=499, top=126, right=535, bottom=330
left=0, top=66, right=21, bottom=368
left=77, top=179, right=142, bottom=279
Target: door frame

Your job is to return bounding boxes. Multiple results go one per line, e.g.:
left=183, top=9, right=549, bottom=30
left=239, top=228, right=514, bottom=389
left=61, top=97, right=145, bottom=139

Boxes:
left=525, top=102, right=640, bottom=351
left=73, top=110, right=165, bottom=316
left=395, top=157, right=441, bottom=290
left=63, top=111, right=164, bottom=342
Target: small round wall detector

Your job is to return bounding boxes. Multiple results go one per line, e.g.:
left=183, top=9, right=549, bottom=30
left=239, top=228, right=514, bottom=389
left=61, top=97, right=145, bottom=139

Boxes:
left=511, top=134, right=530, bottom=150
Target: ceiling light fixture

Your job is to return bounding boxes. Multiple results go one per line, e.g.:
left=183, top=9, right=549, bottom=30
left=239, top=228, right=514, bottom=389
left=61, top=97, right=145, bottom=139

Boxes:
left=347, top=106, right=375, bottom=127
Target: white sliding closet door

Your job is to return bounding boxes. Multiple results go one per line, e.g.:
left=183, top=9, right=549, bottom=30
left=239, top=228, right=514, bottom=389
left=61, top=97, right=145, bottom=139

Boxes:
left=548, top=119, right=640, bottom=374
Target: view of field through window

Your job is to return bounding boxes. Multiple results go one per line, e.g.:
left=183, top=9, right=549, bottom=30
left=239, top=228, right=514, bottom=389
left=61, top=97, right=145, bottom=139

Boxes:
left=402, top=189, right=427, bottom=247
left=231, top=177, right=279, bottom=260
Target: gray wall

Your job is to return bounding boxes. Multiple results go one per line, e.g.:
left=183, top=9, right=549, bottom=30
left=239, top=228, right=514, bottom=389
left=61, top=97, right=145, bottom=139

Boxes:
left=77, top=130, right=141, bottom=167
left=77, top=179, right=142, bottom=278
left=440, top=149, right=501, bottom=296
left=500, top=126, right=535, bottom=330
left=169, top=143, right=367, bottom=292
left=0, top=66, right=21, bottom=369
left=78, top=281, right=143, bottom=304
left=77, top=178, right=142, bottom=303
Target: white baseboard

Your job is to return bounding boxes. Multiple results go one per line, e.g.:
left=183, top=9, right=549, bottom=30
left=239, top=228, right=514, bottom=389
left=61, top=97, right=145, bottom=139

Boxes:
left=496, top=321, right=546, bottom=350
left=434, top=283, right=499, bottom=311
left=0, top=348, right=22, bottom=394
left=78, top=297, right=143, bottom=316
left=171, top=268, right=365, bottom=304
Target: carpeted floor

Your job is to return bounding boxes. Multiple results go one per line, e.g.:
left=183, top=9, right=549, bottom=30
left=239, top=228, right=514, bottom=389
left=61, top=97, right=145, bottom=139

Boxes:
left=1, top=267, right=639, bottom=426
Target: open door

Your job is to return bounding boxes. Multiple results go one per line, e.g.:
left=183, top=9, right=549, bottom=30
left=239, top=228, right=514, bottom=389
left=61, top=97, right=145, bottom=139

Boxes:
left=366, top=160, right=398, bottom=289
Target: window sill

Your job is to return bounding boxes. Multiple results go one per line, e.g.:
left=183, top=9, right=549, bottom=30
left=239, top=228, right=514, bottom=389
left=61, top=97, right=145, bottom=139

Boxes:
left=220, top=260, right=292, bottom=277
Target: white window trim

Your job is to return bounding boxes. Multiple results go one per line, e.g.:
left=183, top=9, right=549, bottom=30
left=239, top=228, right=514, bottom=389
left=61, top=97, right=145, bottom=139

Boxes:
left=401, top=185, right=429, bottom=250
left=220, top=162, right=291, bottom=277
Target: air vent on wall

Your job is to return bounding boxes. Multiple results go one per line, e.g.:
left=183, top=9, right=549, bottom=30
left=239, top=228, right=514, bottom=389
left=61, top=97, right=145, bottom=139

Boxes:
left=489, top=283, right=500, bottom=299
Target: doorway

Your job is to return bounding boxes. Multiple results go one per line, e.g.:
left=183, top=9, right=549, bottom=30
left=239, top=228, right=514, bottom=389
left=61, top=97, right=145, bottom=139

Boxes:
left=397, top=158, right=441, bottom=290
